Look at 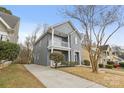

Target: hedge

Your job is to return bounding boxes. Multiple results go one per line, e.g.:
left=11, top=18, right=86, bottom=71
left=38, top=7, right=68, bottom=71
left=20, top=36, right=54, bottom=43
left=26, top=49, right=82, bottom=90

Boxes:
left=107, top=61, right=114, bottom=65
left=0, top=41, right=20, bottom=61
left=83, top=60, right=90, bottom=66
left=119, top=62, right=124, bottom=67
left=61, top=61, right=77, bottom=67
left=49, top=52, right=64, bottom=68
left=105, top=64, right=113, bottom=69
left=99, top=64, right=104, bottom=68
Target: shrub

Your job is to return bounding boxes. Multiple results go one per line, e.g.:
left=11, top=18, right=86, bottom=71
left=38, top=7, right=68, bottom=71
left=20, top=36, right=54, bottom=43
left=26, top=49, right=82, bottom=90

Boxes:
left=49, top=52, right=64, bottom=68
left=83, top=60, right=90, bottom=66
left=61, top=61, right=77, bottom=67
left=105, top=64, right=113, bottom=69
left=15, top=47, right=32, bottom=64
left=61, top=61, right=68, bottom=66
left=99, top=64, right=104, bottom=68
left=114, top=64, right=120, bottom=68
left=119, top=62, right=124, bottom=67
left=69, top=61, right=76, bottom=67
left=81, top=61, right=84, bottom=65
left=107, top=61, right=114, bottom=65
left=75, top=61, right=78, bottom=65
left=0, top=41, right=20, bottom=61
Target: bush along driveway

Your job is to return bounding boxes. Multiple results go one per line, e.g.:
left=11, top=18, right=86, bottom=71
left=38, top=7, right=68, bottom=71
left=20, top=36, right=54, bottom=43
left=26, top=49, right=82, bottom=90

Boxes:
left=25, top=64, right=105, bottom=88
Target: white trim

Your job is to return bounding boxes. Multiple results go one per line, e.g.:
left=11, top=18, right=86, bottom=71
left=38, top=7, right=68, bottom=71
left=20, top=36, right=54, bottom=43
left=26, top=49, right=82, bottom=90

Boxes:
left=50, top=27, right=54, bottom=67
left=74, top=51, right=81, bottom=65
left=50, top=48, right=53, bottom=67
left=79, top=51, right=82, bottom=65
left=68, top=35, right=70, bottom=61
left=68, top=50, right=70, bottom=61
left=51, top=27, right=54, bottom=47
left=48, top=45, right=71, bottom=51
left=68, top=35, right=70, bottom=48
left=75, top=36, right=78, bottom=44
left=0, top=17, right=11, bottom=29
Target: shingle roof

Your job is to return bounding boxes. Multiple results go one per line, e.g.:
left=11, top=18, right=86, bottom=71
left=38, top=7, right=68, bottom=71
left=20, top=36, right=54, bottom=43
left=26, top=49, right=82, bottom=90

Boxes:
left=52, top=21, right=81, bottom=39
left=35, top=21, right=81, bottom=45
left=0, top=11, right=20, bottom=29
left=100, top=45, right=109, bottom=51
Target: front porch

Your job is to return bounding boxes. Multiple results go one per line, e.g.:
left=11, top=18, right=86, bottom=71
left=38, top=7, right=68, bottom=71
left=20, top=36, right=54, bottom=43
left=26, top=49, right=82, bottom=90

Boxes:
left=48, top=48, right=70, bottom=67
left=47, top=26, right=81, bottom=67
left=48, top=48, right=81, bottom=67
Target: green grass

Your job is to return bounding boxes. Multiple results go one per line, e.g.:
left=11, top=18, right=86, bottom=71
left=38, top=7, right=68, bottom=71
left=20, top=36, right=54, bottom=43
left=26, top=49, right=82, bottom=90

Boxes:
left=0, top=64, right=45, bottom=88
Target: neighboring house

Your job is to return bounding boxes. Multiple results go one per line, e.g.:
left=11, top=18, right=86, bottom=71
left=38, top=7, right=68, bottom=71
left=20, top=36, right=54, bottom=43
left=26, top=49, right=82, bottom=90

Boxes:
left=99, top=45, right=124, bottom=65
left=99, top=45, right=113, bottom=65
left=81, top=44, right=121, bottom=66
left=111, top=47, right=124, bottom=62
left=33, top=21, right=82, bottom=66
left=81, top=46, right=90, bottom=62
left=0, top=12, right=20, bottom=43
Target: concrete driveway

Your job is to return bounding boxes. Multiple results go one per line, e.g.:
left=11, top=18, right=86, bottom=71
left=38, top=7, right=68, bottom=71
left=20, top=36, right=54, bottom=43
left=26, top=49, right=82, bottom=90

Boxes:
left=25, top=64, right=106, bottom=88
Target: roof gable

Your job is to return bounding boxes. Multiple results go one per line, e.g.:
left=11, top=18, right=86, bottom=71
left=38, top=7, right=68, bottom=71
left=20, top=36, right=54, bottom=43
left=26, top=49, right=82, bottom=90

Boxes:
left=35, top=21, right=81, bottom=45
left=0, top=12, right=20, bottom=29
left=52, top=21, right=81, bottom=39
left=53, top=22, right=73, bottom=34
left=100, top=45, right=110, bottom=51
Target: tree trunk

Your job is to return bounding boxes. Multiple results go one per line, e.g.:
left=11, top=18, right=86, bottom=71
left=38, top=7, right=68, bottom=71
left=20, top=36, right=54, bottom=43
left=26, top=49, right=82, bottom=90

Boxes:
left=91, top=60, right=98, bottom=73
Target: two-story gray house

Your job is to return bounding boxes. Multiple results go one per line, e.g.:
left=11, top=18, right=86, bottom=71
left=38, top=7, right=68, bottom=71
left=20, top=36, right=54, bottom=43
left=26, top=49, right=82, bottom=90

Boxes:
left=33, top=21, right=82, bottom=67
left=0, top=12, right=20, bottom=43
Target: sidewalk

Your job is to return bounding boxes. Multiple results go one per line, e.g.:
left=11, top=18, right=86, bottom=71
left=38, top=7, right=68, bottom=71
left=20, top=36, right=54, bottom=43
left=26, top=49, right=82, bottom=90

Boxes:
left=25, top=64, right=106, bottom=88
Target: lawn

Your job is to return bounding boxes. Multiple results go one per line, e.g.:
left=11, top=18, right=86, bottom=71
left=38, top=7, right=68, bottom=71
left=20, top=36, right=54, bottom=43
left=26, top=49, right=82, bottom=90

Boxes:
left=0, top=64, right=45, bottom=88
left=59, top=66, right=124, bottom=88
left=114, top=67, right=124, bottom=72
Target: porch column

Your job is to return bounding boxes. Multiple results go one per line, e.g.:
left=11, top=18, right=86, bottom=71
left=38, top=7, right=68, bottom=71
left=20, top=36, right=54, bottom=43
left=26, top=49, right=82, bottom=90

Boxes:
left=68, top=35, right=70, bottom=61
left=79, top=51, right=82, bottom=65
left=51, top=27, right=54, bottom=47
left=50, top=27, right=54, bottom=67
left=50, top=49, right=53, bottom=67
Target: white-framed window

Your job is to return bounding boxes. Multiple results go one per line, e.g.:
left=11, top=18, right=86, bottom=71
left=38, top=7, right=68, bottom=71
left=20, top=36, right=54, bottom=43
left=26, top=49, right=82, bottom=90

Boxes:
left=0, top=32, right=9, bottom=41
left=75, top=36, right=77, bottom=44
left=2, top=35, right=8, bottom=41
left=0, top=34, right=8, bottom=41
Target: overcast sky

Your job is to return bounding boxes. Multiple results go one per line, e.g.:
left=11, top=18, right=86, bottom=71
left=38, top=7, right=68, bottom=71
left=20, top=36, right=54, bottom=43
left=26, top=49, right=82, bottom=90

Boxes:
left=2, top=5, right=124, bottom=46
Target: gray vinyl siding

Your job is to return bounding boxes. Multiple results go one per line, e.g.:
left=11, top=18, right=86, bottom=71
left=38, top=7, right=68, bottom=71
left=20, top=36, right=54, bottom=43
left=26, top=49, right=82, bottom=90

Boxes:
left=70, top=31, right=82, bottom=62
left=0, top=21, right=7, bottom=32
left=34, top=31, right=82, bottom=66
left=0, top=12, right=19, bottom=43
left=33, top=34, right=49, bottom=66
left=46, top=34, right=68, bottom=66
left=0, top=20, right=19, bottom=43
left=33, top=21, right=82, bottom=66
left=46, top=34, right=52, bottom=66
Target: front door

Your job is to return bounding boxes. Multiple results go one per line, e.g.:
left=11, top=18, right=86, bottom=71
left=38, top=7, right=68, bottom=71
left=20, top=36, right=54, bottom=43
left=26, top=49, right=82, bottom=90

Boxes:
left=75, top=52, right=79, bottom=62
left=62, top=51, right=68, bottom=61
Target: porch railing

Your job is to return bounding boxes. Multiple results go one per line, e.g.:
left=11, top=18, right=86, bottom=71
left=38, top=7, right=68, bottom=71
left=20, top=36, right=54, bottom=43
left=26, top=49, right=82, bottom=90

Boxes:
left=49, top=40, right=68, bottom=47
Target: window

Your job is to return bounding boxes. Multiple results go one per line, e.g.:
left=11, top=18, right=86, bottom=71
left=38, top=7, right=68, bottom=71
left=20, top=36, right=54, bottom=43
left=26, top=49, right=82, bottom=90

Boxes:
left=0, top=32, right=8, bottom=41
left=0, top=34, right=8, bottom=41
left=2, top=35, right=8, bottom=41
left=75, top=37, right=77, bottom=44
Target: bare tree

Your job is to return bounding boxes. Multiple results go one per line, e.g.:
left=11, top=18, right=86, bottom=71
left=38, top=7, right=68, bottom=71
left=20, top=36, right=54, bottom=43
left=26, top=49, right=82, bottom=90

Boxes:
left=63, top=6, right=124, bottom=73
left=24, top=24, right=42, bottom=63
left=31, top=24, right=42, bottom=49
left=24, top=36, right=32, bottom=63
